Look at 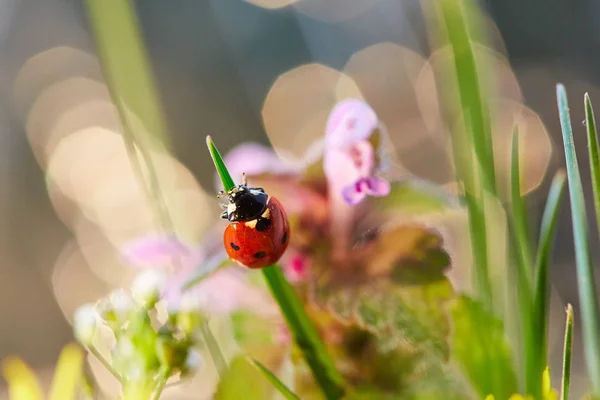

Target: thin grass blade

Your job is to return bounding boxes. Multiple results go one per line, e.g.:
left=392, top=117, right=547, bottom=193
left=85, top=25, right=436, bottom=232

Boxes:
left=561, top=304, right=574, bottom=400
left=509, top=127, right=538, bottom=396
left=436, top=0, right=496, bottom=195
left=247, top=357, right=300, bottom=400
left=533, top=170, right=566, bottom=370
left=556, top=84, right=600, bottom=397
left=206, top=139, right=345, bottom=400
left=585, top=93, right=600, bottom=239
left=86, top=0, right=228, bottom=381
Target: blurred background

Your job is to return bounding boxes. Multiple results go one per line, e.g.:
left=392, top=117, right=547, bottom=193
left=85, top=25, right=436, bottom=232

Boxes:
left=0, top=0, right=598, bottom=397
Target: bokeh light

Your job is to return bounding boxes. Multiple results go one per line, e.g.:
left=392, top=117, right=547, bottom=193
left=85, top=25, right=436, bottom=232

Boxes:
left=262, top=63, right=362, bottom=162
left=293, top=0, right=384, bottom=23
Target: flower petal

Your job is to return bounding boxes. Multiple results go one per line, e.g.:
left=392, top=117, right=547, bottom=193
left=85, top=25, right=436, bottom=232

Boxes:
left=362, top=176, right=391, bottom=197
left=217, top=142, right=298, bottom=190
left=325, top=99, right=378, bottom=150
left=121, top=234, right=201, bottom=269
left=341, top=182, right=368, bottom=205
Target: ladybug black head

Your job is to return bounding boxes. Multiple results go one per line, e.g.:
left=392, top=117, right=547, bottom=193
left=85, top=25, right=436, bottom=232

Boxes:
left=221, top=185, right=268, bottom=222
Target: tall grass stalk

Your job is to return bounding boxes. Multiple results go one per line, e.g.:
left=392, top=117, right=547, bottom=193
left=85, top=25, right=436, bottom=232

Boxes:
left=85, top=0, right=228, bottom=385
left=556, top=84, right=600, bottom=398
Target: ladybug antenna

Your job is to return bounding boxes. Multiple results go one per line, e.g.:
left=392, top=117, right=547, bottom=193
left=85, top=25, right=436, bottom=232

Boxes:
left=241, top=172, right=247, bottom=186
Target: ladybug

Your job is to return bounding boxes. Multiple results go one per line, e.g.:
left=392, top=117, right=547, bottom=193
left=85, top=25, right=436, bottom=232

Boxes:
left=220, top=176, right=290, bottom=269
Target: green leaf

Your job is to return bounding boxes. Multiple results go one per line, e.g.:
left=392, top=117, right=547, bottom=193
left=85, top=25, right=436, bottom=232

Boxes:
left=532, top=170, right=566, bottom=392
left=561, top=304, right=574, bottom=400
left=215, top=356, right=273, bottom=400
left=450, top=296, right=518, bottom=399
left=314, top=225, right=452, bottom=356
left=247, top=357, right=300, bottom=400
left=556, top=83, right=600, bottom=398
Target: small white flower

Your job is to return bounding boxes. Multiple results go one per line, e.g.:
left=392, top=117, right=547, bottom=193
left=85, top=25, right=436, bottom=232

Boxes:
left=131, top=269, right=165, bottom=307
left=108, top=289, right=135, bottom=318
left=74, top=303, right=99, bottom=345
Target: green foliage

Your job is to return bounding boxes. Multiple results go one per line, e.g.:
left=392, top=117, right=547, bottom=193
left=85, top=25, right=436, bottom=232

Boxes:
left=450, top=296, right=518, bottom=399
left=557, top=84, right=600, bottom=398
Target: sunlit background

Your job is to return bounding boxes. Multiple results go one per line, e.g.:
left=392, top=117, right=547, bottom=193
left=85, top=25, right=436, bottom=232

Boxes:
left=0, top=0, right=598, bottom=397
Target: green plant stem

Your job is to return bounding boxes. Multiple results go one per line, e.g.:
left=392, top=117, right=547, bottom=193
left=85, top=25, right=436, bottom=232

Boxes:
left=207, top=136, right=345, bottom=400
left=201, top=322, right=228, bottom=379
left=152, top=366, right=172, bottom=400
left=87, top=346, right=122, bottom=383
left=561, top=304, right=574, bottom=400
left=557, top=84, right=600, bottom=398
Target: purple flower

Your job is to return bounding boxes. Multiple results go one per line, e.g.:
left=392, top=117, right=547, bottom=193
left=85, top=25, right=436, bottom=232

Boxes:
left=323, top=100, right=391, bottom=206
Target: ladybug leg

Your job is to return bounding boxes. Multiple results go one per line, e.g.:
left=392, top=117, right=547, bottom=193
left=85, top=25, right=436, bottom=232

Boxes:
left=220, top=210, right=229, bottom=219
left=217, top=190, right=226, bottom=199
left=241, top=172, right=247, bottom=186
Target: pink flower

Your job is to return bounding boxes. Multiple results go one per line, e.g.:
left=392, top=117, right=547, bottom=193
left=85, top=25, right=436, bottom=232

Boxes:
left=323, top=100, right=391, bottom=206
left=282, top=251, right=312, bottom=283
left=215, top=142, right=300, bottom=190
left=121, top=234, right=277, bottom=317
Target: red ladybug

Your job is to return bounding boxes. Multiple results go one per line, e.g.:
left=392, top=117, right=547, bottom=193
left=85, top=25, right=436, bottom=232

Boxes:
left=220, top=179, right=290, bottom=269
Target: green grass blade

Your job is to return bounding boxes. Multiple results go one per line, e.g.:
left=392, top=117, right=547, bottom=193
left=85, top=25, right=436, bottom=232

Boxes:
left=86, top=0, right=174, bottom=232
left=207, top=136, right=236, bottom=191
left=533, top=172, right=567, bottom=355
left=585, top=94, right=600, bottom=240
left=247, top=357, right=300, bottom=400
left=86, top=0, right=228, bottom=383
left=531, top=170, right=566, bottom=396
left=561, top=304, right=574, bottom=400
left=437, top=0, right=496, bottom=195
left=509, top=127, right=537, bottom=396
left=556, top=84, right=600, bottom=397
left=510, top=127, right=534, bottom=284
left=206, top=140, right=345, bottom=400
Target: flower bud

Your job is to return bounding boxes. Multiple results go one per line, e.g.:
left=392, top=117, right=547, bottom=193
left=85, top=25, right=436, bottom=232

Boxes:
left=131, top=269, right=165, bottom=308
left=108, top=289, right=135, bottom=321
left=73, top=303, right=99, bottom=345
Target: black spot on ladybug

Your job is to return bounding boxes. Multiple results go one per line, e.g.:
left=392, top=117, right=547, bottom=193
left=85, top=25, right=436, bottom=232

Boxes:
left=253, top=251, right=267, bottom=259
left=255, top=217, right=271, bottom=232
left=230, top=242, right=240, bottom=251
left=281, top=232, right=288, bottom=245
